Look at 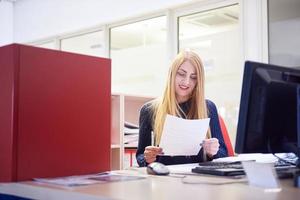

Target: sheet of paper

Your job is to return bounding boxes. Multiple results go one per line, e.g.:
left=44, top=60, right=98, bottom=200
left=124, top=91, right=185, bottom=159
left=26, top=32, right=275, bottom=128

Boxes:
left=159, top=114, right=210, bottom=155
left=242, top=161, right=281, bottom=190
left=213, top=153, right=296, bottom=164
left=33, top=172, right=145, bottom=187
left=168, top=163, right=199, bottom=175
left=33, top=173, right=107, bottom=187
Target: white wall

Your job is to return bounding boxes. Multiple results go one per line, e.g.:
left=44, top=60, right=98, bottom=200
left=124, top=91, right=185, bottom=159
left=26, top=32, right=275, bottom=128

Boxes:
left=269, top=18, right=300, bottom=67
left=14, top=0, right=197, bottom=43
left=0, top=1, right=13, bottom=46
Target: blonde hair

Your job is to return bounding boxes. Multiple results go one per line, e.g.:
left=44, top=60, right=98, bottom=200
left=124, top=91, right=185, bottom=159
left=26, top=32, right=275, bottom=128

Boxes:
left=152, top=50, right=211, bottom=145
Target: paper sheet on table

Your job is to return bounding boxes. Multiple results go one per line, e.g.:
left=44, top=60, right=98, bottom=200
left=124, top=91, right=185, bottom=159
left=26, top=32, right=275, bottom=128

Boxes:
left=159, top=114, right=210, bottom=155
left=213, top=153, right=293, bottom=163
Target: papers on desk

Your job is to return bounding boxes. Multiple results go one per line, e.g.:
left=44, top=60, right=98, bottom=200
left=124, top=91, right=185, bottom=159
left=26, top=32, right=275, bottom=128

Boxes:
left=34, top=172, right=145, bottom=187
left=34, top=175, right=99, bottom=187
left=159, top=114, right=210, bottom=155
left=168, top=163, right=199, bottom=175
left=213, top=153, right=296, bottom=163
left=124, top=121, right=139, bottom=146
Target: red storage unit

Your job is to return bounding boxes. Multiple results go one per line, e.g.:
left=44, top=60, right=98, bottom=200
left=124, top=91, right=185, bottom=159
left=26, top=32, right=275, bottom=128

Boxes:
left=0, top=44, right=111, bottom=182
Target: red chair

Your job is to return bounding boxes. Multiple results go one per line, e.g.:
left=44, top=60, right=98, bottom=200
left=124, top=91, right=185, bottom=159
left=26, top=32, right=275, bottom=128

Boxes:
left=219, top=115, right=234, bottom=156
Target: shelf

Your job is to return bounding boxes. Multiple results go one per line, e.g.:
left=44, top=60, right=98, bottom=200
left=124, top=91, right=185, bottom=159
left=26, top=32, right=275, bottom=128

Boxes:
left=111, top=93, right=154, bottom=170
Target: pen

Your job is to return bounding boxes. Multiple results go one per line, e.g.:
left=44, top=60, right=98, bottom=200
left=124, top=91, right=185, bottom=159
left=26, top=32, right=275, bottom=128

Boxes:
left=200, top=141, right=207, bottom=162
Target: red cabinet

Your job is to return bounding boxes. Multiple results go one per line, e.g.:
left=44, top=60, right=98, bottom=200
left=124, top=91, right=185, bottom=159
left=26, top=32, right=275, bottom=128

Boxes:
left=0, top=44, right=111, bottom=181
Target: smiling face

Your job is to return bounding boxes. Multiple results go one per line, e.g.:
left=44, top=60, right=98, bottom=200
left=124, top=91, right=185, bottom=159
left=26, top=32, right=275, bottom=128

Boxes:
left=175, top=60, right=197, bottom=103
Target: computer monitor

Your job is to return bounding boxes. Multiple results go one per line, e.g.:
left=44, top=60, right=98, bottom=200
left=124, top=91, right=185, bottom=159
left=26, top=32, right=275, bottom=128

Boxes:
left=235, top=61, right=300, bottom=162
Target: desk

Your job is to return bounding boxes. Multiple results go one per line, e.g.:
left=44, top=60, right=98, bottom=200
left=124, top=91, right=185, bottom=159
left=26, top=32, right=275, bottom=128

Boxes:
left=0, top=167, right=299, bottom=200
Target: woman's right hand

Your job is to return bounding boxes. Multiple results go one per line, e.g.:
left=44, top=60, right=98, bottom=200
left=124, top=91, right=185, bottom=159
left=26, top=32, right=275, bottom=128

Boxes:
left=144, top=146, right=163, bottom=164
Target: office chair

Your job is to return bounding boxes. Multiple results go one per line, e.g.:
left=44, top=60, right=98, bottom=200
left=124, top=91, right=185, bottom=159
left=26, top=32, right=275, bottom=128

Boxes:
left=219, top=115, right=234, bottom=156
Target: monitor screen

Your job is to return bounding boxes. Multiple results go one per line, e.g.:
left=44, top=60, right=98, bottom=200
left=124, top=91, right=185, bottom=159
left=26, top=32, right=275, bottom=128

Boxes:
left=235, top=61, right=300, bottom=156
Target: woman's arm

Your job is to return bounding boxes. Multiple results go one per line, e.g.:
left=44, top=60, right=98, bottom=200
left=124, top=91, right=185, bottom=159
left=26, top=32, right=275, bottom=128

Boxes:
left=206, top=100, right=228, bottom=158
left=136, top=103, right=153, bottom=167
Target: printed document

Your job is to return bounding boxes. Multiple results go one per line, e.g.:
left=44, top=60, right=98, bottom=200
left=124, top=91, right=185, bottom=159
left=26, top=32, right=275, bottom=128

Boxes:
left=159, top=114, right=210, bottom=155
left=34, top=172, right=145, bottom=187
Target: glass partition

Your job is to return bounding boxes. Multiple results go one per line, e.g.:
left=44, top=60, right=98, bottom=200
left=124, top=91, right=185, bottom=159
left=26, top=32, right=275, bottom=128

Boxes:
left=61, top=30, right=105, bottom=57
left=179, top=5, right=241, bottom=144
left=110, top=16, right=167, bottom=97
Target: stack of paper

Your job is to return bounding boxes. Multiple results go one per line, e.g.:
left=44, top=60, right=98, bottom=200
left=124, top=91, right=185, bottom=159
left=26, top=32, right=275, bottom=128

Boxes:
left=34, top=172, right=145, bottom=187
left=124, top=121, right=139, bottom=146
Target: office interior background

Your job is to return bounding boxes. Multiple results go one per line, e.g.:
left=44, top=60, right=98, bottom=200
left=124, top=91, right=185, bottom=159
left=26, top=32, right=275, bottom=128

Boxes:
left=1, top=0, right=299, bottom=148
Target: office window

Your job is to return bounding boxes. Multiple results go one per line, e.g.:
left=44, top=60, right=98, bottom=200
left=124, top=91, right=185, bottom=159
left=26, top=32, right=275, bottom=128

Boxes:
left=60, top=30, right=105, bottom=57
left=268, top=0, right=300, bottom=67
left=178, top=5, right=241, bottom=143
left=34, top=41, right=56, bottom=50
left=110, top=16, right=167, bottom=96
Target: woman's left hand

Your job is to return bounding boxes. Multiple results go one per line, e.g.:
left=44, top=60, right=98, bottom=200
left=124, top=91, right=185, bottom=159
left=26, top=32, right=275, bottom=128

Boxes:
left=202, top=138, right=220, bottom=157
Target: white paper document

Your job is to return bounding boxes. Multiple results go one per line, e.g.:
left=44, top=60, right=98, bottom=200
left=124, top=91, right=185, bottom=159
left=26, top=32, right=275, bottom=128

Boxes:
left=168, top=163, right=199, bottom=175
left=33, top=172, right=145, bottom=187
left=159, top=114, right=210, bottom=155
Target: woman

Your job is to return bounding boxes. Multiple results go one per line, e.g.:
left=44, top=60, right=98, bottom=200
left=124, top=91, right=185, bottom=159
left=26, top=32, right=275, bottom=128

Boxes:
left=136, top=50, right=228, bottom=167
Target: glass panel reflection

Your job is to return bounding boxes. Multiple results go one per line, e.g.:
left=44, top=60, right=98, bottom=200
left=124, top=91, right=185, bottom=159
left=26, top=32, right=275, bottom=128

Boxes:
left=110, top=16, right=167, bottom=97
left=61, top=30, right=105, bottom=57
left=179, top=5, right=241, bottom=145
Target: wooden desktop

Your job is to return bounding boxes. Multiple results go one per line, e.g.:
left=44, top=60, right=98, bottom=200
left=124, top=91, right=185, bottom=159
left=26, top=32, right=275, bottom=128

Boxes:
left=0, top=166, right=299, bottom=200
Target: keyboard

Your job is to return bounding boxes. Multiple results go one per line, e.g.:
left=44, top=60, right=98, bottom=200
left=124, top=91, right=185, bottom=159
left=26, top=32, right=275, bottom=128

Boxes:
left=197, top=161, right=243, bottom=169
left=192, top=161, right=297, bottom=177
left=197, top=161, right=293, bottom=169
left=192, top=161, right=245, bottom=176
left=274, top=160, right=295, bottom=168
